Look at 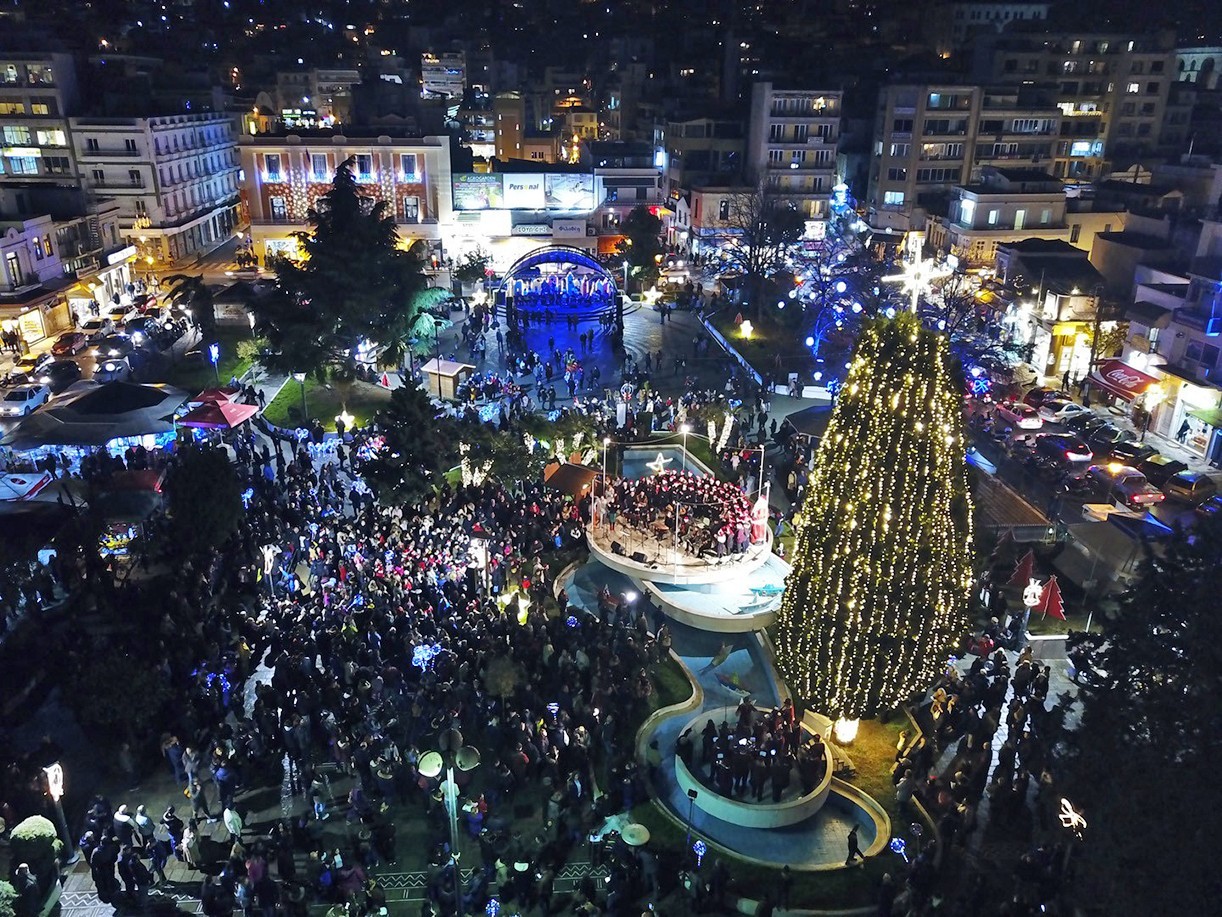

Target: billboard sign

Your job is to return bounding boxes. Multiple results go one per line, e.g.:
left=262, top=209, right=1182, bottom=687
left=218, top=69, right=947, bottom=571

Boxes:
left=452, top=173, right=504, bottom=210
left=502, top=174, right=546, bottom=209
left=545, top=173, right=594, bottom=210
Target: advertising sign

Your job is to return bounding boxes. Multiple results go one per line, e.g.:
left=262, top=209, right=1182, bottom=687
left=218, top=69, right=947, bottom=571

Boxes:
left=502, top=174, right=546, bottom=209
left=452, top=173, right=505, bottom=210
left=552, top=219, right=587, bottom=238
left=545, top=173, right=594, bottom=210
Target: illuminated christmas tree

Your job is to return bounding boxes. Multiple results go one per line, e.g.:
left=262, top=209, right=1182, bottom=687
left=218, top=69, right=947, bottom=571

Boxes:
left=772, top=312, right=974, bottom=731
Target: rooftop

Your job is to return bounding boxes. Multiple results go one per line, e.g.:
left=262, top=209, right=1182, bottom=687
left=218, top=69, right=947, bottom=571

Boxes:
left=1094, top=231, right=1174, bottom=250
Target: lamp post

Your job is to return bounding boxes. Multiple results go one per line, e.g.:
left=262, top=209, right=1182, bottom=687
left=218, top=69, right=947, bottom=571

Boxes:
left=208, top=341, right=220, bottom=385
left=43, top=763, right=79, bottom=864
left=683, top=787, right=698, bottom=852
left=602, top=436, right=611, bottom=488
left=679, top=422, right=690, bottom=475
left=419, top=730, right=481, bottom=917
left=292, top=372, right=307, bottom=424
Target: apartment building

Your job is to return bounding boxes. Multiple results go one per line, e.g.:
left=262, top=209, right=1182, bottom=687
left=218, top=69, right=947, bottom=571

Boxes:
left=240, top=132, right=452, bottom=262
left=274, top=69, right=361, bottom=125
left=71, top=112, right=242, bottom=265
left=0, top=52, right=79, bottom=185
left=421, top=52, right=466, bottom=101
left=974, top=30, right=1177, bottom=178
left=867, top=83, right=1064, bottom=232
left=746, top=83, right=841, bottom=225
left=662, top=117, right=744, bottom=195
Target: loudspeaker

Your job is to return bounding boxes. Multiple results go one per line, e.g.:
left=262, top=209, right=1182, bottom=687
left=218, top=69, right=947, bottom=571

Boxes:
left=631, top=551, right=648, bottom=564
left=611, top=541, right=625, bottom=556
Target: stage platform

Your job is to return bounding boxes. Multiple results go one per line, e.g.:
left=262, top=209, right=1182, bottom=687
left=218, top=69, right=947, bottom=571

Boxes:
left=587, top=521, right=773, bottom=586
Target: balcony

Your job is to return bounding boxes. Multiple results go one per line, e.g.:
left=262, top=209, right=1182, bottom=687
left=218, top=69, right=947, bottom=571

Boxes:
left=81, top=148, right=142, bottom=158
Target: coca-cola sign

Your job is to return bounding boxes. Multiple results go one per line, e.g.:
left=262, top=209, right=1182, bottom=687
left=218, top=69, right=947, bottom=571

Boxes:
left=1093, top=359, right=1155, bottom=397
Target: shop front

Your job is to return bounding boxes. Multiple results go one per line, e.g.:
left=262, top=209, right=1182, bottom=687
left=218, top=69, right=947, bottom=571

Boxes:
left=0, top=293, right=71, bottom=352
left=1086, top=358, right=1159, bottom=408
left=1156, top=366, right=1222, bottom=464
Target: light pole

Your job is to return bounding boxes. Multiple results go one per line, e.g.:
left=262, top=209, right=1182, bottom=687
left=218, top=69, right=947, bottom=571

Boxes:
left=208, top=342, right=220, bottom=385
left=679, top=422, right=690, bottom=475
left=419, top=729, right=481, bottom=917
left=292, top=372, right=307, bottom=424
left=43, top=763, right=79, bottom=864
left=468, top=533, right=490, bottom=592
left=602, top=436, right=611, bottom=488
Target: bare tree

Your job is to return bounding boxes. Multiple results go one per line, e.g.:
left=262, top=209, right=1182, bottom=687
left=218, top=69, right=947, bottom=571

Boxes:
left=713, top=178, right=806, bottom=318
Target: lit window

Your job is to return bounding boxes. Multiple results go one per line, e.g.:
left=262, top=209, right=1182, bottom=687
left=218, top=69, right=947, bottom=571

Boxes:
left=883, top=190, right=905, bottom=206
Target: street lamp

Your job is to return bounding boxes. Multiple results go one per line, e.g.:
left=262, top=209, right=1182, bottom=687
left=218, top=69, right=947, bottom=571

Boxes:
left=602, top=436, right=611, bottom=488
left=419, top=729, right=481, bottom=917
left=208, top=341, right=221, bottom=385
left=43, top=763, right=79, bottom=864
left=679, top=422, right=690, bottom=475
left=292, top=372, right=308, bottom=424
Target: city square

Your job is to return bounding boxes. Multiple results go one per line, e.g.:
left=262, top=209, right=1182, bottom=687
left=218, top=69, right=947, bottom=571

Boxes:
left=2, top=3, right=1222, bottom=917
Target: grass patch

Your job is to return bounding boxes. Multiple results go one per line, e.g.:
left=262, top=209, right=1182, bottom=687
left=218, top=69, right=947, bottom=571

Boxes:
left=263, top=377, right=391, bottom=431
left=649, top=654, right=693, bottom=711
left=162, top=325, right=254, bottom=392
left=707, top=309, right=812, bottom=377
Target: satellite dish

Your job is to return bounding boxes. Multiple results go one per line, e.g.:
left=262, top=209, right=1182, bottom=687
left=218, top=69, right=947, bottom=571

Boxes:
left=439, top=727, right=464, bottom=753
left=455, top=746, right=482, bottom=772
left=418, top=750, right=444, bottom=778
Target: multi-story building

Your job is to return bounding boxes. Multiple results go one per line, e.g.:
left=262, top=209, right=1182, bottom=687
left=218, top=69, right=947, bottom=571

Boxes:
left=71, top=112, right=243, bottom=266
left=661, top=116, right=745, bottom=195
left=974, top=30, right=1178, bottom=178
left=928, top=166, right=1123, bottom=266
left=0, top=51, right=79, bottom=185
left=494, top=92, right=525, bottom=162
left=686, top=185, right=753, bottom=256
left=868, top=83, right=1064, bottom=232
left=746, top=83, right=841, bottom=226
left=274, top=69, right=361, bottom=125
left=943, top=2, right=1051, bottom=50
left=240, top=132, right=452, bottom=263
left=1176, top=47, right=1222, bottom=89
left=421, top=52, right=466, bottom=101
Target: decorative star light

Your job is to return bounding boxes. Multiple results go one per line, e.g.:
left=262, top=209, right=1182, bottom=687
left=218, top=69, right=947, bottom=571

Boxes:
left=646, top=452, right=673, bottom=474
left=883, top=256, right=952, bottom=314
left=692, top=839, right=707, bottom=867
left=642, top=286, right=662, bottom=306
left=888, top=837, right=909, bottom=863
left=1058, top=798, right=1087, bottom=837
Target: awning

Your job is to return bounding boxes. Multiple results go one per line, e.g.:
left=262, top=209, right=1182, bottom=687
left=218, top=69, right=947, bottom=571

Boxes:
left=1088, top=359, right=1158, bottom=401
left=177, top=400, right=259, bottom=429
left=542, top=460, right=598, bottom=496
left=1187, top=406, right=1222, bottom=429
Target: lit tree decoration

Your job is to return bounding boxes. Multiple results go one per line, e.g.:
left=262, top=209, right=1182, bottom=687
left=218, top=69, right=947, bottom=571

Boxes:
left=771, top=311, right=974, bottom=725
left=883, top=256, right=952, bottom=315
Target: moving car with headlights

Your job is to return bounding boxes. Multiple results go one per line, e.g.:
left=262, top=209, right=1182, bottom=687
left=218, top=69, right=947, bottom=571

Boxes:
left=50, top=331, right=87, bottom=356
left=1086, top=463, right=1166, bottom=510
left=89, top=333, right=135, bottom=360
left=1033, top=433, right=1094, bottom=468
left=79, top=316, right=113, bottom=343
left=38, top=360, right=82, bottom=393
left=0, top=383, right=50, bottom=417
left=995, top=400, right=1043, bottom=429
left=93, top=356, right=132, bottom=383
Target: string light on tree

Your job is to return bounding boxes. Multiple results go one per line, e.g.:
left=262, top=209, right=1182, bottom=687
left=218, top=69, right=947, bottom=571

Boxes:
left=883, top=256, right=952, bottom=314
left=771, top=311, right=974, bottom=727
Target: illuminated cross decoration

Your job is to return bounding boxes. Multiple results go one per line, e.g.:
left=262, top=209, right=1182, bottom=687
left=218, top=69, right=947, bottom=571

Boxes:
left=883, top=256, right=952, bottom=314
left=1058, top=798, right=1087, bottom=837
left=646, top=452, right=673, bottom=474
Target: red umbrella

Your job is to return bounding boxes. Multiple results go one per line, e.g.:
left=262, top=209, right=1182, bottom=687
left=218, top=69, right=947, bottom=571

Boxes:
left=178, top=400, right=259, bottom=429
left=1007, top=549, right=1035, bottom=587
left=192, top=386, right=239, bottom=404
left=1035, top=575, right=1066, bottom=620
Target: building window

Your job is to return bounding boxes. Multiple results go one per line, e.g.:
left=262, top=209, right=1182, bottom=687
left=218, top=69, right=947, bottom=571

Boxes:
left=35, top=128, right=65, bottom=146
left=355, top=154, right=373, bottom=180
left=125, top=138, right=138, bottom=152
left=128, top=169, right=142, bottom=187
left=767, top=149, right=783, bottom=163
left=1126, top=82, right=1140, bottom=93
left=987, top=209, right=999, bottom=225
left=1185, top=341, right=1220, bottom=372
left=25, top=64, right=53, bottom=85
left=889, top=142, right=910, bottom=157
left=2, top=64, right=17, bottom=84
left=91, top=168, right=104, bottom=184
left=5, top=252, right=22, bottom=286
left=263, top=153, right=282, bottom=181
left=1040, top=208, right=1052, bottom=225
left=85, top=137, right=99, bottom=151
left=311, top=153, right=328, bottom=181
left=2, top=126, right=30, bottom=144
left=883, top=190, right=905, bottom=206
left=1146, top=82, right=1160, bottom=95
left=959, top=199, right=976, bottom=225
left=269, top=196, right=288, bottom=221
left=718, top=199, right=730, bottom=220
left=1069, top=224, right=1081, bottom=243
left=400, top=153, right=418, bottom=180
left=32, top=236, right=44, bottom=260
left=887, top=167, right=908, bottom=181
left=7, top=156, right=38, bottom=175
left=768, top=123, right=783, bottom=142
left=402, top=195, right=420, bottom=223
left=42, top=234, right=51, bottom=258
left=892, top=118, right=913, bottom=134
left=29, top=102, right=50, bottom=115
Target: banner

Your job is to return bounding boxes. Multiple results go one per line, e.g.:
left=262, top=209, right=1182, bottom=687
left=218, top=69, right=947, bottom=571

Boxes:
left=502, top=174, right=545, bottom=209
left=452, top=173, right=504, bottom=210
left=552, top=219, right=587, bottom=238
left=545, top=173, right=594, bottom=210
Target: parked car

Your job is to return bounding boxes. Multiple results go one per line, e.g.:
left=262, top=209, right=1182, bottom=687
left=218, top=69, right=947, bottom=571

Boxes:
left=1138, top=454, right=1189, bottom=488
left=1164, top=470, right=1218, bottom=504
left=1064, top=412, right=1108, bottom=435
left=1109, top=441, right=1159, bottom=466
left=93, top=356, right=132, bottom=383
left=1195, top=494, right=1222, bottom=521
left=1023, top=387, right=1068, bottom=408
left=0, top=383, right=50, bottom=417
left=1086, top=424, right=1136, bottom=456
left=1033, top=432, right=1094, bottom=467
left=104, top=304, right=133, bottom=326
left=995, top=401, right=1043, bottom=430
left=13, top=352, right=53, bottom=378
left=79, top=316, right=113, bottom=342
left=50, top=331, right=87, bottom=356
left=90, top=333, right=135, bottom=359
left=1037, top=399, right=1092, bottom=423
left=1086, top=463, right=1166, bottom=509
left=38, top=360, right=82, bottom=393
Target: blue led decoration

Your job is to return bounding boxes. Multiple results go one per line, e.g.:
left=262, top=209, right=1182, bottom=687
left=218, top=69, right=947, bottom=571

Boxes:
left=485, top=899, right=500, bottom=917
left=546, top=703, right=560, bottom=716
left=241, top=487, right=254, bottom=509
left=565, top=615, right=579, bottom=628
left=412, top=643, right=442, bottom=671
left=692, top=839, right=707, bottom=867
left=888, top=837, right=909, bottom=863
left=208, top=342, right=220, bottom=365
